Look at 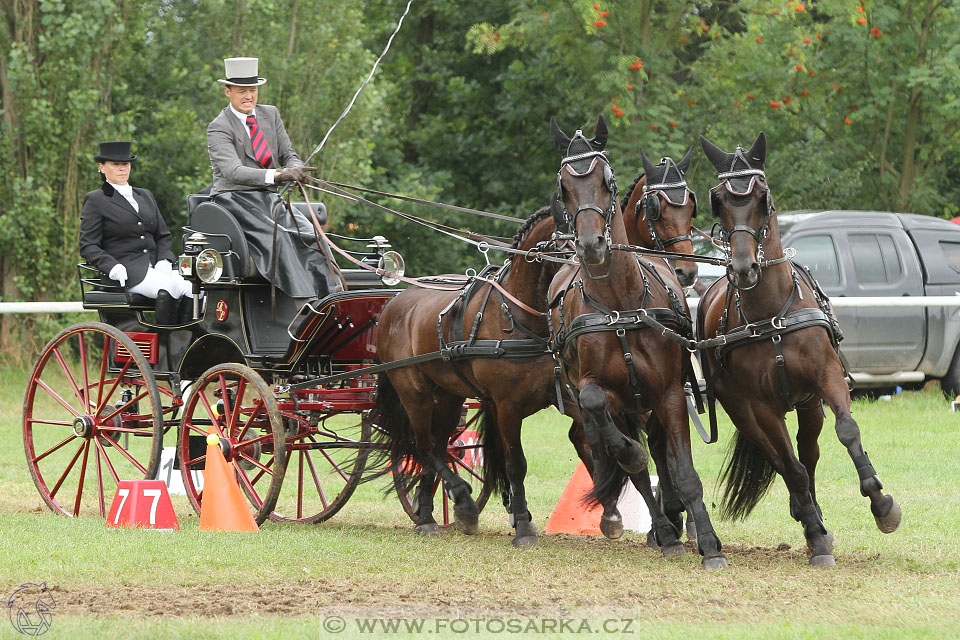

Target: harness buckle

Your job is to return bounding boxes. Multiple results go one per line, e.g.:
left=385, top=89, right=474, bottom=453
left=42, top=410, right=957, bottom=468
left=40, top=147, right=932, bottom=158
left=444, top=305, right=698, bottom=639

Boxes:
left=616, top=328, right=626, bottom=337
left=607, top=310, right=621, bottom=325
left=772, top=317, right=786, bottom=330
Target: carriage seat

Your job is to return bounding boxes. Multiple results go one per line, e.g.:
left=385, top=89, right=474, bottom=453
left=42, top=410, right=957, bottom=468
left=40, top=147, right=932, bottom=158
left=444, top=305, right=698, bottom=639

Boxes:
left=78, top=263, right=156, bottom=310
left=188, top=199, right=257, bottom=279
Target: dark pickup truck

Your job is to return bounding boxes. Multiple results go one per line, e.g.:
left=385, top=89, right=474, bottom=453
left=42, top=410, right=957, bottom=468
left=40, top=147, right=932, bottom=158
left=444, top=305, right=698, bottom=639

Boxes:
left=778, top=210, right=960, bottom=395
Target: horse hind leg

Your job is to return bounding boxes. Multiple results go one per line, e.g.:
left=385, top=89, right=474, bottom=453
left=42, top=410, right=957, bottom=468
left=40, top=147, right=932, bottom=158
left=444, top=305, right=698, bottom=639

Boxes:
left=833, top=408, right=901, bottom=533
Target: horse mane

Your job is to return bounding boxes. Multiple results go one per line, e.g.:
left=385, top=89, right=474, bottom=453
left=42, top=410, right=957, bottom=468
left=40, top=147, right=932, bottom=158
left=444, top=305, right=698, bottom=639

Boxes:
left=511, top=206, right=552, bottom=250
left=620, top=172, right=645, bottom=213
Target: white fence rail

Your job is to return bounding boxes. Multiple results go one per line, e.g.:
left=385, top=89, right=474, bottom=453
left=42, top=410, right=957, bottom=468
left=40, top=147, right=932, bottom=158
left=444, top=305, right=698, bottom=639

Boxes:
left=3, top=296, right=960, bottom=315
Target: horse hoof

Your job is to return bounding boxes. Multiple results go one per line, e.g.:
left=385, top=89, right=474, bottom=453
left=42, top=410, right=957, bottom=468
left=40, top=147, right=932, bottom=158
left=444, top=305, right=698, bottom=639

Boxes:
left=415, top=523, right=440, bottom=537
left=809, top=554, right=836, bottom=568
left=512, top=535, right=539, bottom=548
left=702, top=554, right=729, bottom=570
left=874, top=496, right=901, bottom=534
left=646, top=529, right=660, bottom=550
left=600, top=514, right=624, bottom=540
left=661, top=542, right=687, bottom=559
left=806, top=531, right=836, bottom=557
left=454, top=501, right=479, bottom=535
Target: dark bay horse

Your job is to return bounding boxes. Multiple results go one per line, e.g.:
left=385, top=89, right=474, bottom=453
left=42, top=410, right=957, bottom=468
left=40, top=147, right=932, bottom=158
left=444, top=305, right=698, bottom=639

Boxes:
left=371, top=206, right=570, bottom=546
left=547, top=117, right=727, bottom=569
left=565, top=146, right=708, bottom=551
left=697, top=132, right=901, bottom=566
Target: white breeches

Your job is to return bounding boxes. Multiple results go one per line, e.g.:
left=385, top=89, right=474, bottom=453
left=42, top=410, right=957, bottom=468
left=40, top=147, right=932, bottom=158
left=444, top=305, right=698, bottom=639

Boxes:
left=128, top=266, right=194, bottom=299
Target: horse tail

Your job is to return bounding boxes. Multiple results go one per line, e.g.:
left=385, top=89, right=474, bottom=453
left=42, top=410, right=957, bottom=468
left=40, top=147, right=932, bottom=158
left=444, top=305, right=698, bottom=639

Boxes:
left=477, top=399, right=509, bottom=502
left=718, top=429, right=778, bottom=519
left=584, top=416, right=642, bottom=508
left=364, top=373, right=416, bottom=485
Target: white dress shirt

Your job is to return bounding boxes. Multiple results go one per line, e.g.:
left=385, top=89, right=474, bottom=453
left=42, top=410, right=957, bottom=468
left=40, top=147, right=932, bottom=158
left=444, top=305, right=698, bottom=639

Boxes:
left=109, top=182, right=138, bottom=212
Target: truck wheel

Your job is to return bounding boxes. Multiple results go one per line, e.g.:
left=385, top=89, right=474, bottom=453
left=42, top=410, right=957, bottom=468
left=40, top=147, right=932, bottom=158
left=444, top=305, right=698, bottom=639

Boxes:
left=942, top=346, right=960, bottom=399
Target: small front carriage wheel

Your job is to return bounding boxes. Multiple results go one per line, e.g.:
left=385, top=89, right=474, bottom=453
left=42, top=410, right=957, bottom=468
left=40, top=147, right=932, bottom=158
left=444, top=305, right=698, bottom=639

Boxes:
left=22, top=322, right=164, bottom=517
left=178, top=363, right=286, bottom=525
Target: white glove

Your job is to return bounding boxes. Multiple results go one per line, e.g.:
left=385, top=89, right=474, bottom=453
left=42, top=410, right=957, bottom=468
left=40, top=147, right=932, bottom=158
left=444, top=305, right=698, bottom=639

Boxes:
left=154, top=260, right=172, bottom=273
left=108, top=264, right=128, bottom=286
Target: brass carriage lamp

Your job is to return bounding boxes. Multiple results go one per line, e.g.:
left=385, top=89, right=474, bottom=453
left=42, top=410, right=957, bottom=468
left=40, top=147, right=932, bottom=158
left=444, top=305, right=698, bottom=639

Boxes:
left=366, top=235, right=405, bottom=286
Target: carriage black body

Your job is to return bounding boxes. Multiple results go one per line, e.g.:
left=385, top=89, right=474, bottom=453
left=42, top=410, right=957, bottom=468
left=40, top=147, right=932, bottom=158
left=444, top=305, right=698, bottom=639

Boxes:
left=22, top=191, right=483, bottom=526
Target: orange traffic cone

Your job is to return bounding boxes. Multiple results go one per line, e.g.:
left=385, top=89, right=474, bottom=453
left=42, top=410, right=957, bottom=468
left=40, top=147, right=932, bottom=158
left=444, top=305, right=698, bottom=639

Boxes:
left=545, top=461, right=603, bottom=535
left=199, top=431, right=259, bottom=532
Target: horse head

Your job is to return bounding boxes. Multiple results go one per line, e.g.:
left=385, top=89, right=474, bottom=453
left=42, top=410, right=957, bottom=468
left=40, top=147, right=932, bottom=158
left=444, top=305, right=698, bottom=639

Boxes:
left=699, top=132, right=773, bottom=290
left=549, top=115, right=618, bottom=271
left=632, top=146, right=699, bottom=286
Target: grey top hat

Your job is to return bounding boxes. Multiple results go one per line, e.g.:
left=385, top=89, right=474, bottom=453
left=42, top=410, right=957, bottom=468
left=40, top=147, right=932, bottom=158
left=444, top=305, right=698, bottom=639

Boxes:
left=218, top=57, right=267, bottom=86
left=94, top=141, right=137, bottom=163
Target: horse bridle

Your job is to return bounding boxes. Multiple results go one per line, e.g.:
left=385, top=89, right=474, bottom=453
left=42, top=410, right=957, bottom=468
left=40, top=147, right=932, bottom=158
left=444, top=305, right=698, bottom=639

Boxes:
left=637, top=157, right=697, bottom=251
left=553, top=136, right=618, bottom=280
left=709, top=149, right=789, bottom=290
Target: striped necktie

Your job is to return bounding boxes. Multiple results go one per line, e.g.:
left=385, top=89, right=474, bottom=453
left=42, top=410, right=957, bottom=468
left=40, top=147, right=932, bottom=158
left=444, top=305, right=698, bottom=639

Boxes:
left=245, top=113, right=273, bottom=168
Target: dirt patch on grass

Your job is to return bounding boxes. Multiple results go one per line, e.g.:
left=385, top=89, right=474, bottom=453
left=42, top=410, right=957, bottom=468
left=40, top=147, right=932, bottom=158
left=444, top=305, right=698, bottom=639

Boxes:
left=46, top=543, right=832, bottom=622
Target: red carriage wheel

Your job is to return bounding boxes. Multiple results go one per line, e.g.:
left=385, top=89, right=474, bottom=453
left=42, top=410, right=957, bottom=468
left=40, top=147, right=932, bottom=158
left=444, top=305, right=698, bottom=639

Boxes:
left=22, top=322, right=163, bottom=517
left=178, top=363, right=286, bottom=525
left=393, top=405, right=492, bottom=527
left=268, top=411, right=372, bottom=523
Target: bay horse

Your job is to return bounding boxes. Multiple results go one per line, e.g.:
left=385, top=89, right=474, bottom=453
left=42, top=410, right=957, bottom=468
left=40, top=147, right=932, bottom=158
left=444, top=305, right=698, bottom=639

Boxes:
left=697, top=132, right=901, bottom=566
left=370, top=204, right=572, bottom=546
left=566, top=146, right=709, bottom=552
left=547, top=117, right=727, bottom=569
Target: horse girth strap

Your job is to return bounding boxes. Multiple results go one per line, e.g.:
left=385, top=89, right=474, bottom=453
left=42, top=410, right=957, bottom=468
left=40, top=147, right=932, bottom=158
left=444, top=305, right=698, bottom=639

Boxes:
left=711, top=307, right=834, bottom=361
left=554, top=308, right=689, bottom=349
left=440, top=338, right=551, bottom=361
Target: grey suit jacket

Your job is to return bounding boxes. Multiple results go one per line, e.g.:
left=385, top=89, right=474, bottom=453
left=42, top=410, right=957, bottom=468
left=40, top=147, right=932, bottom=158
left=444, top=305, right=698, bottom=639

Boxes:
left=206, top=104, right=302, bottom=195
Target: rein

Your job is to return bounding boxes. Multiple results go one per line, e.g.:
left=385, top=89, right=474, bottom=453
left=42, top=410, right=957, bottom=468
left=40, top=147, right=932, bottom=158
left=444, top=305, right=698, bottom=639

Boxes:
left=292, top=183, right=547, bottom=317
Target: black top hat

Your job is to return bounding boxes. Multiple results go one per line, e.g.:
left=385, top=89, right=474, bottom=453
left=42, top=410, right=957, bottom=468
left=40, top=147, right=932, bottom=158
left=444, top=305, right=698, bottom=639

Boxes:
left=94, top=141, right=137, bottom=163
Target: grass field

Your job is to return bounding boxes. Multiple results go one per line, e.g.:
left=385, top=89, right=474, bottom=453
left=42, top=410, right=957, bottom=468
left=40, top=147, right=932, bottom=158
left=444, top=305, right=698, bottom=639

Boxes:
left=1, top=359, right=959, bottom=639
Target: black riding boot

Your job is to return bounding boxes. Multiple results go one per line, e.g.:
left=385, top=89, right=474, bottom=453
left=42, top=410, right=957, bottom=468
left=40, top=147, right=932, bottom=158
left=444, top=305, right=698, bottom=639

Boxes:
left=155, top=290, right=177, bottom=326
left=176, top=296, right=195, bottom=324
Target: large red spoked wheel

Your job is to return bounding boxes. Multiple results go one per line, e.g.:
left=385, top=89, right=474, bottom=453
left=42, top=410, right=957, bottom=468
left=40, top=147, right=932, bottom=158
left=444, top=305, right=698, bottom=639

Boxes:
left=394, top=405, right=492, bottom=527
left=23, top=322, right=163, bottom=517
left=269, top=410, right=372, bottom=523
left=179, top=363, right=286, bottom=525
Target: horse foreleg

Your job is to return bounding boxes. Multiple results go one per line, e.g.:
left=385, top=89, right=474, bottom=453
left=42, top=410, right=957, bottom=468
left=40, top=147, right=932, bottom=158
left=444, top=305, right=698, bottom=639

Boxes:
left=579, top=381, right=647, bottom=474
left=494, top=406, right=538, bottom=547
left=822, top=378, right=901, bottom=534
left=410, top=468, right=441, bottom=536
left=569, top=417, right=623, bottom=540
left=656, top=387, right=727, bottom=570
left=640, top=413, right=686, bottom=556
left=796, top=398, right=827, bottom=535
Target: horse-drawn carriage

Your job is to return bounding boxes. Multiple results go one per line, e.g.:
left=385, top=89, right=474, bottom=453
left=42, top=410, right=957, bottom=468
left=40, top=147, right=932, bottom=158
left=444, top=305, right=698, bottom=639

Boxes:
left=22, top=190, right=485, bottom=526
left=22, top=120, right=901, bottom=567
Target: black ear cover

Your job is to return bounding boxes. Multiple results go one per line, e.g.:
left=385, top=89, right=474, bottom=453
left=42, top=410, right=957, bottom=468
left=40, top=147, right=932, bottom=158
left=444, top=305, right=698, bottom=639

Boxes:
left=551, top=192, right=569, bottom=233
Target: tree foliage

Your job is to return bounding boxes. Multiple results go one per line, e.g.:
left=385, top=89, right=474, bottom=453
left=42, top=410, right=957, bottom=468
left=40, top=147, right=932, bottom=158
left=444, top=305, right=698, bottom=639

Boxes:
left=2, top=0, right=960, bottom=353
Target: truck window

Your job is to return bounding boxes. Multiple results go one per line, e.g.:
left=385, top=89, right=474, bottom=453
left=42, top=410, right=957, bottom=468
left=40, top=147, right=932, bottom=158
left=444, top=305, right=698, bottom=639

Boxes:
left=790, top=235, right=840, bottom=285
left=940, top=241, right=960, bottom=274
left=850, top=233, right=903, bottom=284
